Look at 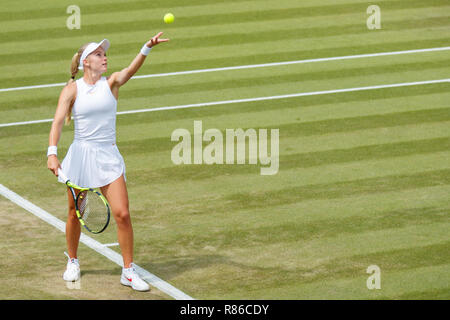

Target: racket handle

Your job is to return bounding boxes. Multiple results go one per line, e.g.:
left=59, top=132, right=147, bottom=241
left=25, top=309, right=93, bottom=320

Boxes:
left=58, top=168, right=69, bottom=183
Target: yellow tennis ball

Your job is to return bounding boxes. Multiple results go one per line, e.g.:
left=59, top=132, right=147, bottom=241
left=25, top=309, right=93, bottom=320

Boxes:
left=164, top=13, right=174, bottom=24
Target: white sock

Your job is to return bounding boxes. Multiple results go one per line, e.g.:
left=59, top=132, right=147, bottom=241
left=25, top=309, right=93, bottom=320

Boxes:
left=122, top=263, right=135, bottom=273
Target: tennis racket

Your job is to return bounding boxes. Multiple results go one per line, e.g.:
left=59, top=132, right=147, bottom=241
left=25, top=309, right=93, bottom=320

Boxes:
left=58, top=168, right=111, bottom=234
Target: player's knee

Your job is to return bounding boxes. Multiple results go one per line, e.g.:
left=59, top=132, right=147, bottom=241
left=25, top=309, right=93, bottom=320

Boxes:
left=114, top=208, right=131, bottom=226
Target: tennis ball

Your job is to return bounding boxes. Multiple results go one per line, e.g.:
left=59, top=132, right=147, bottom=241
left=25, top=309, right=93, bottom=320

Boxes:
left=164, top=13, right=174, bottom=24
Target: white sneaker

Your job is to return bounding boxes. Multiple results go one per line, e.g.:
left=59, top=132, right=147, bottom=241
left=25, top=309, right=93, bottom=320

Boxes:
left=120, top=263, right=150, bottom=292
left=63, top=252, right=80, bottom=282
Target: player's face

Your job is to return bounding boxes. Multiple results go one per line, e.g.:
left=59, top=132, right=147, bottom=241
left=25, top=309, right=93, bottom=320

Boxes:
left=85, top=48, right=107, bottom=73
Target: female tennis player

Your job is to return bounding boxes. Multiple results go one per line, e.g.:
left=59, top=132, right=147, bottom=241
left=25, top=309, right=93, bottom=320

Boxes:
left=47, top=32, right=169, bottom=291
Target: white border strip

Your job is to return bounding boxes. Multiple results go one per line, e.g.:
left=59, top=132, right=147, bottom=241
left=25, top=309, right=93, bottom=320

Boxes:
left=0, top=183, right=194, bottom=300
left=0, top=82, right=66, bottom=93
left=133, top=46, right=450, bottom=80
left=0, top=46, right=449, bottom=93
left=0, top=118, right=55, bottom=127
left=102, top=242, right=120, bottom=247
left=0, top=78, right=448, bottom=128
left=117, top=79, right=450, bottom=116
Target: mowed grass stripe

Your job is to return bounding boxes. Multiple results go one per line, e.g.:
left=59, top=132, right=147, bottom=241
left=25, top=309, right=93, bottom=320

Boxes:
left=3, top=74, right=447, bottom=123
left=2, top=105, right=449, bottom=155
left=0, top=0, right=432, bottom=20
left=216, top=265, right=450, bottom=299
left=99, top=153, right=450, bottom=238
left=1, top=50, right=448, bottom=122
left=2, top=14, right=449, bottom=67
left=3, top=3, right=447, bottom=39
left=4, top=151, right=449, bottom=214
left=113, top=59, right=450, bottom=100
left=113, top=92, right=450, bottom=142
left=2, top=57, right=448, bottom=113
left=124, top=168, right=450, bottom=215
left=107, top=121, right=450, bottom=176
left=102, top=172, right=450, bottom=298
left=146, top=205, right=449, bottom=250
left=0, top=0, right=249, bottom=20
left=161, top=228, right=450, bottom=299
left=1, top=84, right=448, bottom=139
left=201, top=222, right=450, bottom=270
left=222, top=169, right=450, bottom=211
left=4, top=0, right=448, bottom=56
left=1, top=10, right=448, bottom=57
left=107, top=108, right=450, bottom=154
left=1, top=33, right=448, bottom=90
left=1, top=79, right=449, bottom=130
left=3, top=126, right=450, bottom=198
left=381, top=286, right=449, bottom=300
left=2, top=79, right=448, bottom=129
left=206, top=242, right=450, bottom=299
left=1, top=0, right=448, bottom=43
left=140, top=185, right=450, bottom=236
left=112, top=83, right=450, bottom=125
left=3, top=129, right=447, bottom=174
left=165, top=223, right=449, bottom=298
left=3, top=119, right=448, bottom=176
left=79, top=88, right=450, bottom=147
left=123, top=158, right=450, bottom=217
left=141, top=150, right=449, bottom=202
left=124, top=137, right=449, bottom=183
left=1, top=33, right=449, bottom=85
left=89, top=79, right=450, bottom=116
left=0, top=0, right=344, bottom=33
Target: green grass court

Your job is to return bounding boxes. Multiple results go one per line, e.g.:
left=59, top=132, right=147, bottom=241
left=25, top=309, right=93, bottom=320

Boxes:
left=0, top=0, right=449, bottom=299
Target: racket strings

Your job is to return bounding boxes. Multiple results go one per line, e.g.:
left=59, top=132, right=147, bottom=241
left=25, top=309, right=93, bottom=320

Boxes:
left=77, top=190, right=109, bottom=233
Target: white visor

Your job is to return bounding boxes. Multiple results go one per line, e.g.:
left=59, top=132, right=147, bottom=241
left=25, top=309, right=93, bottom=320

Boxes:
left=78, top=39, right=110, bottom=70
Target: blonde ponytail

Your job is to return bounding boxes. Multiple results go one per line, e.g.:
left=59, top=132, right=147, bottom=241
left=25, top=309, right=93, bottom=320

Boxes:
left=65, top=43, right=90, bottom=125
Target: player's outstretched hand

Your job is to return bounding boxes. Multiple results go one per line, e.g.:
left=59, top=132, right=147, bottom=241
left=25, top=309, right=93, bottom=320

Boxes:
left=145, top=32, right=169, bottom=48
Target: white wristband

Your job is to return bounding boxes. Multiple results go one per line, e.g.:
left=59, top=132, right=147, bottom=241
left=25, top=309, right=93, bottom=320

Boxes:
left=47, top=146, right=57, bottom=157
left=140, top=44, right=152, bottom=56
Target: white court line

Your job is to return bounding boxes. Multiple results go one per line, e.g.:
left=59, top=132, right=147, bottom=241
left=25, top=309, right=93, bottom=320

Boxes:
left=116, top=79, right=450, bottom=115
left=0, top=78, right=448, bottom=128
left=0, top=183, right=194, bottom=300
left=102, top=242, right=120, bottom=247
left=0, top=46, right=449, bottom=93
left=0, top=118, right=55, bottom=127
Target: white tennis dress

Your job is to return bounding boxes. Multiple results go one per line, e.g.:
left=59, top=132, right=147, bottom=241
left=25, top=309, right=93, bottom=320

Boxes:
left=59, top=76, right=126, bottom=188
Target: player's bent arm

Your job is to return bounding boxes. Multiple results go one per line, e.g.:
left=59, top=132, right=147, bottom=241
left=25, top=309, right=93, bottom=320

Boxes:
left=109, top=32, right=169, bottom=89
left=109, top=52, right=146, bottom=88
left=47, top=83, right=76, bottom=176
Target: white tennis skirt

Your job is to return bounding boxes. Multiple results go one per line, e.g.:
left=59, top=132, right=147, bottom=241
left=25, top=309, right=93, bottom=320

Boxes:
left=58, top=140, right=126, bottom=188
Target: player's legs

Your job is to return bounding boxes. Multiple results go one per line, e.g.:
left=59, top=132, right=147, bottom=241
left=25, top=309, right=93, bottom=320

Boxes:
left=100, top=175, right=149, bottom=291
left=100, top=174, right=134, bottom=268
left=66, top=187, right=81, bottom=259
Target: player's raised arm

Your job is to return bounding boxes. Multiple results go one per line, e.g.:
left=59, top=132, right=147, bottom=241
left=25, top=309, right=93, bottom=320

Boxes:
left=109, top=32, right=169, bottom=88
